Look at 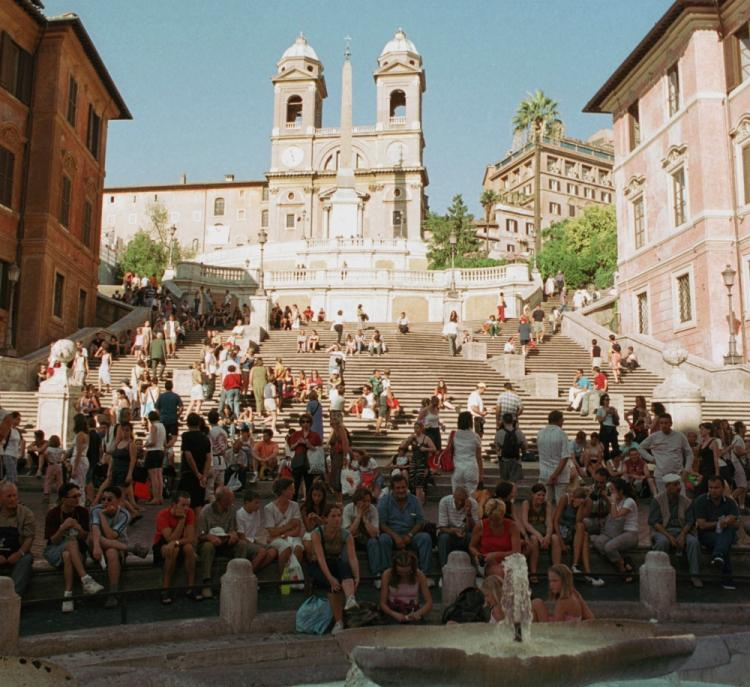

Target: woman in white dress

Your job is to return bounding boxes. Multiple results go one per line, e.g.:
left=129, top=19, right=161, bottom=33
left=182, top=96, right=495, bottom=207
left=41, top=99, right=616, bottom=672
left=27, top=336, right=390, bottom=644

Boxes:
left=96, top=343, right=112, bottom=393
left=187, top=362, right=205, bottom=414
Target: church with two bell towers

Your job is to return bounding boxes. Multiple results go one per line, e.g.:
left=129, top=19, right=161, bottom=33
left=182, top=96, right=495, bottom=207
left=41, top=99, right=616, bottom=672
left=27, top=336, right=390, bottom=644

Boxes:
left=267, top=30, right=428, bottom=247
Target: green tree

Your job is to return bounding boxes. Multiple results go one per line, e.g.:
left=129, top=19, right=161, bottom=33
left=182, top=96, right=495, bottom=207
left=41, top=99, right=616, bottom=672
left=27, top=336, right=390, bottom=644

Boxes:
left=145, top=201, right=170, bottom=247
left=479, top=188, right=500, bottom=252
left=117, top=230, right=168, bottom=278
left=536, top=204, right=617, bottom=289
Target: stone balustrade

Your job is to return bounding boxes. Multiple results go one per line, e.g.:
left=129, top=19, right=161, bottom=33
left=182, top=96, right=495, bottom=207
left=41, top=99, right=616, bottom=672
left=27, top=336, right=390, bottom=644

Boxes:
left=175, top=261, right=255, bottom=285
left=304, top=237, right=409, bottom=252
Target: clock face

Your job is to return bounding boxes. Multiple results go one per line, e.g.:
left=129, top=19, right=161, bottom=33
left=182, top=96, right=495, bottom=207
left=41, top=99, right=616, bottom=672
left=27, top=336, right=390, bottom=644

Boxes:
left=281, top=146, right=304, bottom=168
left=387, top=141, right=407, bottom=165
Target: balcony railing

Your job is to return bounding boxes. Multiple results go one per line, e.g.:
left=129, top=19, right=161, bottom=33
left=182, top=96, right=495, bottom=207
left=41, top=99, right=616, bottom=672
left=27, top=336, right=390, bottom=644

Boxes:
left=173, top=262, right=255, bottom=285
left=304, top=237, right=409, bottom=252
left=284, top=122, right=301, bottom=130
left=388, top=116, right=406, bottom=127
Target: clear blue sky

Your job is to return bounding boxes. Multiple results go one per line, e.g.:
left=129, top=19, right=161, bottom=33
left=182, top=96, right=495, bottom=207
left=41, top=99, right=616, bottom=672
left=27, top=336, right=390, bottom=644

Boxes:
left=46, top=0, right=671, bottom=214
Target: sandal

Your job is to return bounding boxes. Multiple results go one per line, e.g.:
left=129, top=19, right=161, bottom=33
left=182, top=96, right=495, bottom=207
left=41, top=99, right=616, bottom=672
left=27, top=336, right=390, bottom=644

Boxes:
left=161, top=591, right=173, bottom=605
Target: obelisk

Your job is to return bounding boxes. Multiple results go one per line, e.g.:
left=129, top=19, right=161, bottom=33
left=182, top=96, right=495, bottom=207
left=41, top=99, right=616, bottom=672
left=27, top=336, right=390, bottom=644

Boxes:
left=329, top=40, right=359, bottom=238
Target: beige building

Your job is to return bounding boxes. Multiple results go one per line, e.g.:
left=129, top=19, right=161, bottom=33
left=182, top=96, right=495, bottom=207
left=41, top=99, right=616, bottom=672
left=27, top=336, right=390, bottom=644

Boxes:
left=102, top=30, right=429, bottom=264
left=481, top=132, right=615, bottom=252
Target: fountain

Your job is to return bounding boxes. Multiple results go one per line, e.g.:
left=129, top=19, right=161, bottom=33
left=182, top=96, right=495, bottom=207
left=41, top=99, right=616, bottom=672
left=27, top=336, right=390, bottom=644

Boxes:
left=331, top=555, right=697, bottom=687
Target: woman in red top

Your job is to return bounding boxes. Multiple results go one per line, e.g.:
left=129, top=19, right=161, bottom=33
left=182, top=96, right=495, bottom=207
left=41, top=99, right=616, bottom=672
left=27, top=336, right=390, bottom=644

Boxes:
left=469, top=498, right=521, bottom=578
left=287, top=413, right=322, bottom=501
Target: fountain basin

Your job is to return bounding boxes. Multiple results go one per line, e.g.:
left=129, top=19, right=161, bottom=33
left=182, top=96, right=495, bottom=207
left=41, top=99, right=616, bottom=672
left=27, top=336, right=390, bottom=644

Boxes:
left=336, top=621, right=696, bottom=687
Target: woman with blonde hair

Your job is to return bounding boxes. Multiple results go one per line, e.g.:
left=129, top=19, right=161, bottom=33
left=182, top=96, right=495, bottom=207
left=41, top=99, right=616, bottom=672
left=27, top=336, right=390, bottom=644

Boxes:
left=532, top=564, right=594, bottom=622
left=469, top=498, right=521, bottom=578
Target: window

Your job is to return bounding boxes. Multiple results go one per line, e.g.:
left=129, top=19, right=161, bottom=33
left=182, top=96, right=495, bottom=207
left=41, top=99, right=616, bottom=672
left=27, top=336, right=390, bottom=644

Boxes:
left=667, top=63, right=680, bottom=117
left=261, top=209, right=268, bottom=227
left=77, top=290, right=87, bottom=329
left=67, top=76, right=78, bottom=127
left=676, top=273, right=692, bottom=324
left=60, top=175, right=72, bottom=228
left=583, top=187, right=595, bottom=199
left=633, top=196, right=645, bottom=249
left=546, top=156, right=558, bottom=172
left=82, top=200, right=92, bottom=247
left=505, top=219, right=518, bottom=233
left=568, top=205, right=576, bottom=217
left=286, top=213, right=295, bottom=229
left=0, top=145, right=13, bottom=208
left=506, top=244, right=515, bottom=253
left=0, top=261, right=10, bottom=309
left=86, top=105, right=101, bottom=159
left=389, top=89, right=406, bottom=117
left=53, top=273, right=64, bottom=318
left=191, top=238, right=199, bottom=251
left=567, top=183, right=578, bottom=195
left=742, top=144, right=750, bottom=205
left=169, top=211, right=180, bottom=223
left=523, top=183, right=532, bottom=195
left=286, top=95, right=303, bottom=125
left=262, top=186, right=269, bottom=201
left=636, top=291, right=649, bottom=334
left=549, top=179, right=560, bottom=191
left=564, top=161, right=577, bottom=178
left=525, top=222, right=533, bottom=235
left=726, top=23, right=750, bottom=91
left=672, top=167, right=686, bottom=226
left=628, top=101, right=641, bottom=151
left=128, top=213, right=136, bottom=225
left=549, top=202, right=561, bottom=215
left=214, top=197, right=225, bottom=216
left=236, top=208, right=246, bottom=221
left=0, top=33, right=32, bottom=105
left=601, top=192, right=612, bottom=203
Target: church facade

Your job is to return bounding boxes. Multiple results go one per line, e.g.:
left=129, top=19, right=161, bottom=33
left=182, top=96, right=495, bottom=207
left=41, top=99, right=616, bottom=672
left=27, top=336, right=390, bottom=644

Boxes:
left=102, top=30, right=429, bottom=270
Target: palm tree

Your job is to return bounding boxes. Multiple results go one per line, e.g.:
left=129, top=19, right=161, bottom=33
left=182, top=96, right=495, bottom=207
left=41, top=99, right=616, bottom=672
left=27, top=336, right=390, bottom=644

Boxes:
left=512, top=91, right=563, bottom=257
left=479, top=189, right=499, bottom=252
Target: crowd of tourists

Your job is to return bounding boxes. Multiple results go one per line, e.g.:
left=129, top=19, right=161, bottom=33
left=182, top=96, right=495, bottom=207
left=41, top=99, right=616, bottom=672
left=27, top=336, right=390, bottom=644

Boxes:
left=0, top=278, right=746, bottom=636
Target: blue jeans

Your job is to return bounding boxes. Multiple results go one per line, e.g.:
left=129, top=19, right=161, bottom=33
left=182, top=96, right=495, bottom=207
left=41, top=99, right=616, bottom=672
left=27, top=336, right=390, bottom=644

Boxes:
left=437, top=531, right=471, bottom=568
left=378, top=532, right=432, bottom=573
left=0, top=552, right=33, bottom=596
left=355, top=535, right=385, bottom=577
left=698, top=528, right=736, bottom=577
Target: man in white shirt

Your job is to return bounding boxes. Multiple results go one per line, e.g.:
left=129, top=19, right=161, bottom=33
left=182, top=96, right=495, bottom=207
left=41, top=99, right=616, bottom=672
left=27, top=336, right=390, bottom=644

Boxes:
left=163, top=315, right=178, bottom=359
left=329, top=383, right=346, bottom=422
left=537, top=410, right=571, bottom=503
left=437, top=487, right=479, bottom=568
left=467, top=382, right=488, bottom=437
left=236, top=491, right=276, bottom=572
left=638, top=413, right=693, bottom=493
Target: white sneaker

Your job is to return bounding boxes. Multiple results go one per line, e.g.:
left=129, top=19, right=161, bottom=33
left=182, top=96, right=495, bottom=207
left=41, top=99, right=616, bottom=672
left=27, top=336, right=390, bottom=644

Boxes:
left=331, top=620, right=345, bottom=636
left=62, top=592, right=74, bottom=613
left=81, top=576, right=104, bottom=595
left=344, top=596, right=359, bottom=611
left=585, top=576, right=605, bottom=587
left=571, top=565, right=583, bottom=574
left=438, top=578, right=443, bottom=588
left=373, top=579, right=382, bottom=590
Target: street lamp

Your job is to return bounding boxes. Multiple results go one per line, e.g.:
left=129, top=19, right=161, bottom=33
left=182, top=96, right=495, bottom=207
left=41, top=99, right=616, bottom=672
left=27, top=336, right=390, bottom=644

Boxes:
left=167, top=224, right=177, bottom=270
left=4, top=262, right=20, bottom=355
left=722, top=264, right=742, bottom=365
left=258, top=228, right=268, bottom=294
left=449, top=231, right=457, bottom=294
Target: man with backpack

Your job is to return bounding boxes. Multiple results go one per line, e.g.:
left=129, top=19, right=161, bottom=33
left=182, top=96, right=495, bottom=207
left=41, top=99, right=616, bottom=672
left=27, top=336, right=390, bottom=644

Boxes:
left=494, top=412, right=527, bottom=483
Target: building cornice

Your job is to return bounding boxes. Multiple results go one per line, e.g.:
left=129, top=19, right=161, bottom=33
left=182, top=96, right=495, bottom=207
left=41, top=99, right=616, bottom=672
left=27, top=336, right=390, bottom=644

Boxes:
left=104, top=180, right=268, bottom=193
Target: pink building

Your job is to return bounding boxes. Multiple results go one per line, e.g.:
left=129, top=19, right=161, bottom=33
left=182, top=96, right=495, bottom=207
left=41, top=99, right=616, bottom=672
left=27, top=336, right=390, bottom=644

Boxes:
left=585, top=0, right=750, bottom=366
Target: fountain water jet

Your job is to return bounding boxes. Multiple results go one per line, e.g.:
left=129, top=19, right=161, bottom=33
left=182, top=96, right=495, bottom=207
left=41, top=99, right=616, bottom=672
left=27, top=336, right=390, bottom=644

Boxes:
left=500, top=552, right=533, bottom=643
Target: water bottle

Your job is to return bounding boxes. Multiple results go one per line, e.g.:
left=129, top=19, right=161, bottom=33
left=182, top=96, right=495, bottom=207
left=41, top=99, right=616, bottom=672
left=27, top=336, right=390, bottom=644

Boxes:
left=281, top=565, right=291, bottom=596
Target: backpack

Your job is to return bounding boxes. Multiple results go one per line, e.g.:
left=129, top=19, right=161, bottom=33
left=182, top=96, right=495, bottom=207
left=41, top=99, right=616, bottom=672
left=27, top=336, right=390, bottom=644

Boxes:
left=441, top=587, right=489, bottom=624
left=500, top=428, right=521, bottom=460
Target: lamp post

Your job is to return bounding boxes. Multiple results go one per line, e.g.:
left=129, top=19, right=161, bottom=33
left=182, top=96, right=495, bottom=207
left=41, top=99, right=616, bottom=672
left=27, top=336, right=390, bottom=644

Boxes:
left=258, top=229, right=268, bottom=294
left=167, top=224, right=177, bottom=271
left=4, top=262, right=20, bottom=355
left=449, top=231, right=457, bottom=295
left=722, top=264, right=742, bottom=365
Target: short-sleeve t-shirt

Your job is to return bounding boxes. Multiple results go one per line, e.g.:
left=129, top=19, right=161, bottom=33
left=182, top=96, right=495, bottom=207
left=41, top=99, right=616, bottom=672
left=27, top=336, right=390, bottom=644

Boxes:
left=156, top=390, right=183, bottom=424
left=44, top=505, right=90, bottom=543
left=452, top=429, right=480, bottom=468
left=154, top=506, right=196, bottom=545
left=619, top=497, right=639, bottom=533
left=180, top=430, right=211, bottom=476
left=90, top=505, right=131, bottom=536
left=263, top=500, right=302, bottom=530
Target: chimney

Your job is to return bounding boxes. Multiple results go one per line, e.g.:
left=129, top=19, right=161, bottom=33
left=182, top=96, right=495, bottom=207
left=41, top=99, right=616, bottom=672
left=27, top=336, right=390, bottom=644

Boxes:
left=180, top=173, right=187, bottom=184
left=225, top=173, right=235, bottom=182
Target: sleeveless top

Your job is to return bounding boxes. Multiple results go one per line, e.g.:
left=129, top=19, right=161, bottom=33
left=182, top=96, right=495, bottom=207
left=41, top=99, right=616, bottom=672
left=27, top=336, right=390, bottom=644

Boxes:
left=559, top=502, right=577, bottom=533
left=698, top=440, right=716, bottom=478
left=388, top=580, right=420, bottom=614
left=315, top=526, right=349, bottom=562
left=528, top=502, right=547, bottom=535
left=112, top=442, right=131, bottom=466
left=479, top=518, right=512, bottom=556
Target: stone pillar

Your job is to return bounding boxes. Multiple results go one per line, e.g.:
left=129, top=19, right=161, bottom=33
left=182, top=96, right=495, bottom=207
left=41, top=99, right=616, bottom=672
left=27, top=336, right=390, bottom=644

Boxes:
left=651, top=343, right=703, bottom=433
left=220, top=558, right=258, bottom=633
left=639, top=551, right=676, bottom=621
left=441, top=551, right=476, bottom=606
left=249, top=295, right=271, bottom=342
left=0, top=577, right=20, bottom=655
left=37, top=374, right=82, bottom=450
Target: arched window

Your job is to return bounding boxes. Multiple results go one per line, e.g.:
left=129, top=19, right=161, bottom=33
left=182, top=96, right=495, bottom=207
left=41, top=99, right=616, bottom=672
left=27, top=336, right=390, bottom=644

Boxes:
left=286, top=95, right=303, bottom=125
left=214, top=197, right=225, bottom=216
left=192, top=238, right=199, bottom=251
left=323, top=151, right=339, bottom=171
left=389, top=90, right=406, bottom=117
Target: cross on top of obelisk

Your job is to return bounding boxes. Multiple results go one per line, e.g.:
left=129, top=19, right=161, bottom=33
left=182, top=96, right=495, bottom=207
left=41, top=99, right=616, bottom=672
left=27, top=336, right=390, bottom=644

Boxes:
left=344, top=35, right=352, bottom=60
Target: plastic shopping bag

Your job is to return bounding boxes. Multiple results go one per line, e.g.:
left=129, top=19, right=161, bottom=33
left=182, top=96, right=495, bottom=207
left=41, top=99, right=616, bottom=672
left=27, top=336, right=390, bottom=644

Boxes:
left=295, top=595, right=333, bottom=634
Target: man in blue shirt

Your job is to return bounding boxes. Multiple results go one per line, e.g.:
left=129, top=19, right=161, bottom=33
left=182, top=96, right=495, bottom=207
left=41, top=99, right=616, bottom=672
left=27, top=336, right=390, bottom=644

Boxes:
left=377, top=473, right=432, bottom=582
left=693, top=475, right=740, bottom=590
left=567, top=369, right=592, bottom=411
left=156, top=380, right=183, bottom=440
